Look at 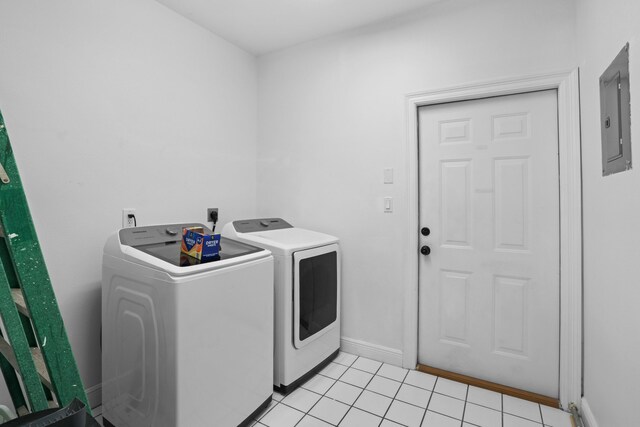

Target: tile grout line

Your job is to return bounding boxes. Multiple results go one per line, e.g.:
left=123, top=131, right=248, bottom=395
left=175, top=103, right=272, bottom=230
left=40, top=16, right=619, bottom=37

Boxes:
left=418, top=376, right=438, bottom=427
left=289, top=354, right=359, bottom=427
left=311, top=357, right=414, bottom=426
left=256, top=398, right=279, bottom=423
left=273, top=387, right=483, bottom=426
left=316, top=367, right=491, bottom=412
left=295, top=354, right=400, bottom=426
left=296, top=370, right=412, bottom=424
left=335, top=360, right=407, bottom=381
left=271, top=384, right=461, bottom=426
left=324, top=356, right=362, bottom=426
left=460, top=384, right=470, bottom=427
left=304, top=372, right=496, bottom=427
left=260, top=365, right=333, bottom=425
left=285, top=388, right=333, bottom=426
left=501, top=393, right=504, bottom=427
left=334, top=358, right=386, bottom=426
left=388, top=368, right=411, bottom=425
left=503, top=409, right=549, bottom=425
left=426, top=409, right=471, bottom=425
left=464, top=397, right=504, bottom=416
left=502, top=394, right=549, bottom=425
left=256, top=358, right=367, bottom=426
left=377, top=365, right=411, bottom=427
left=259, top=354, right=548, bottom=427
left=353, top=361, right=387, bottom=426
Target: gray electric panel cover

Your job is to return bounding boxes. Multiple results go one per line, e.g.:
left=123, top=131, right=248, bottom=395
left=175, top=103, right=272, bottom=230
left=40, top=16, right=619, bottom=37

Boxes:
left=600, top=43, right=632, bottom=176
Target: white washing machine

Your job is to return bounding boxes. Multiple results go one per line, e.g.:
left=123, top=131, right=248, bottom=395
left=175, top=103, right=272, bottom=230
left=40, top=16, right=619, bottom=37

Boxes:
left=223, top=218, right=340, bottom=393
left=102, top=223, right=274, bottom=427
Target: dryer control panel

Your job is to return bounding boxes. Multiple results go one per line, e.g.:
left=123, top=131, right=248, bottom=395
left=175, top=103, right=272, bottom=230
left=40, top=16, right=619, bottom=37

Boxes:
left=233, top=218, right=293, bottom=233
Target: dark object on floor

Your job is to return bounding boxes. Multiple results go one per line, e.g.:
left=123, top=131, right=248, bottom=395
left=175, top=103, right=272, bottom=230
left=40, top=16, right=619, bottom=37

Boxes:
left=2, top=399, right=99, bottom=427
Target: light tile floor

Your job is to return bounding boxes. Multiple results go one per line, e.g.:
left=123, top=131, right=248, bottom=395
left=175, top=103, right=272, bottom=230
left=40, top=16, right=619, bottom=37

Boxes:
left=252, top=352, right=574, bottom=427
left=91, top=351, right=574, bottom=427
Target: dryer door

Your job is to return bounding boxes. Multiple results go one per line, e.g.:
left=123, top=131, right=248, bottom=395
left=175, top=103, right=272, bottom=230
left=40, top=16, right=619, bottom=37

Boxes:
left=293, top=244, right=340, bottom=349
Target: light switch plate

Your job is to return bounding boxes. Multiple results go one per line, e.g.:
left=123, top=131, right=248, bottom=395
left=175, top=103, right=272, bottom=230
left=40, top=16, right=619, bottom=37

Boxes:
left=383, top=168, right=394, bottom=184
left=384, top=197, right=393, bottom=213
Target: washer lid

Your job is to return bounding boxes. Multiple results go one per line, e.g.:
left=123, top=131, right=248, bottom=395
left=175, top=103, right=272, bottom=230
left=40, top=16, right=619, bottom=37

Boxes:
left=234, top=228, right=339, bottom=255
left=116, top=223, right=270, bottom=275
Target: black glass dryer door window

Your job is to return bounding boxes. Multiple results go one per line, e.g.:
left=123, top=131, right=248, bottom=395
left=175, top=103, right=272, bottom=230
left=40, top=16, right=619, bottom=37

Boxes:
left=298, top=251, right=338, bottom=342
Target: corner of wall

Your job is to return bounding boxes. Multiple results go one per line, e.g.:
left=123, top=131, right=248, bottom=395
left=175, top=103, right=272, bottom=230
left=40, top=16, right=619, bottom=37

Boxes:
left=86, top=383, right=102, bottom=410
left=340, top=337, right=403, bottom=368
left=580, top=397, right=599, bottom=427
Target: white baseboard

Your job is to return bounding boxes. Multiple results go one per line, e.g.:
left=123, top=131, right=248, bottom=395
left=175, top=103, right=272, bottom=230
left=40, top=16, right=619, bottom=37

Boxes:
left=340, top=337, right=403, bottom=367
left=581, top=397, right=599, bottom=427
left=86, top=383, right=102, bottom=410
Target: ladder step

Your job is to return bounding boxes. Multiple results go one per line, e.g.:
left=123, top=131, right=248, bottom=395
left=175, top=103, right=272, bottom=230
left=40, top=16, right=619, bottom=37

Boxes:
left=10, top=288, right=29, bottom=317
left=16, top=400, right=56, bottom=416
left=0, top=337, right=52, bottom=390
left=30, top=348, right=52, bottom=390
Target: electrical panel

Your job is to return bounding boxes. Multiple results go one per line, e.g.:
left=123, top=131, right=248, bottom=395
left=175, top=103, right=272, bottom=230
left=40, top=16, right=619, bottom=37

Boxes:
left=600, top=43, right=631, bottom=176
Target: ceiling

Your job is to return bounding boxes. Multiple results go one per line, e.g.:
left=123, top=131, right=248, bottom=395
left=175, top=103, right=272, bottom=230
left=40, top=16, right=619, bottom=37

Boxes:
left=155, top=0, right=442, bottom=55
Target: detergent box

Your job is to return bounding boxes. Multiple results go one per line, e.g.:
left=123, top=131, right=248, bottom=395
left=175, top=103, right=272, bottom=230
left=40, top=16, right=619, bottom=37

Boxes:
left=181, top=227, right=221, bottom=261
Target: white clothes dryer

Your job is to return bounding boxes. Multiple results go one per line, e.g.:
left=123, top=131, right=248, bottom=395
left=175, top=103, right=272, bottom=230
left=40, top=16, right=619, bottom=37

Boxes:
left=222, top=218, right=340, bottom=393
left=102, top=223, right=274, bottom=427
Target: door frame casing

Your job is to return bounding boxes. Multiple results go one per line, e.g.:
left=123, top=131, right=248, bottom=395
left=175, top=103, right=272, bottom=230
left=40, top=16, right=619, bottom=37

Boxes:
left=403, top=70, right=582, bottom=409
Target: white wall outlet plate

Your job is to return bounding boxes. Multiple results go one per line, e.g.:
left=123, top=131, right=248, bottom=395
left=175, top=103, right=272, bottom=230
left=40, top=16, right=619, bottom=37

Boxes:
left=207, top=208, right=219, bottom=223
left=122, top=208, right=136, bottom=228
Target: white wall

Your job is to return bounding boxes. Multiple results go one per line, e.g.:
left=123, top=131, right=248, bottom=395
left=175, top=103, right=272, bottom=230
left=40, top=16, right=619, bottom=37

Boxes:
left=576, top=1, right=640, bottom=425
left=8, top=1, right=637, bottom=422
left=0, top=0, right=257, bottom=407
left=257, top=0, right=577, bottom=359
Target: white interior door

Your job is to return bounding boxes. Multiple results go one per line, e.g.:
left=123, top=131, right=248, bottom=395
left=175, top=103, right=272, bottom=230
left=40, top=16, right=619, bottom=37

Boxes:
left=417, top=90, right=560, bottom=397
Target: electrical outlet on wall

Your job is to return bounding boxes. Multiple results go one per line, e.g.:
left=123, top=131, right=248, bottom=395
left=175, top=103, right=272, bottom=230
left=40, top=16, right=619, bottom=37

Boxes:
left=207, top=208, right=219, bottom=223
left=122, top=208, right=136, bottom=228
left=207, top=208, right=219, bottom=233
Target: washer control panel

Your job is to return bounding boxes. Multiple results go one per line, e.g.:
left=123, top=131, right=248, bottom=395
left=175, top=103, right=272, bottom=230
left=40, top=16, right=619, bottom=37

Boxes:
left=119, top=223, right=211, bottom=247
left=233, top=218, right=293, bottom=233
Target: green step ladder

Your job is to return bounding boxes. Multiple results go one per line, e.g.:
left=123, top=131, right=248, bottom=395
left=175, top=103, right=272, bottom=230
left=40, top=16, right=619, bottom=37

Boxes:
left=0, top=109, right=90, bottom=416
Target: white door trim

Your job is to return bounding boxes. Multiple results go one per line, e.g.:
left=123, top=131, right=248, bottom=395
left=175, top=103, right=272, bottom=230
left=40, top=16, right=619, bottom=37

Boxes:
left=403, top=70, right=582, bottom=409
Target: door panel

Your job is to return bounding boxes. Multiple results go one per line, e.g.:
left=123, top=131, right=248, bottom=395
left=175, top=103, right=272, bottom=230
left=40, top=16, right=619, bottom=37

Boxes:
left=418, top=90, right=560, bottom=397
